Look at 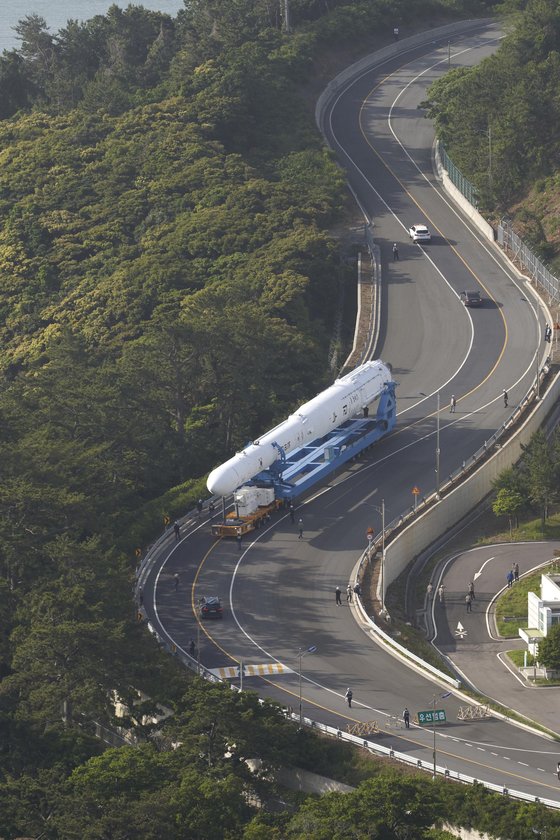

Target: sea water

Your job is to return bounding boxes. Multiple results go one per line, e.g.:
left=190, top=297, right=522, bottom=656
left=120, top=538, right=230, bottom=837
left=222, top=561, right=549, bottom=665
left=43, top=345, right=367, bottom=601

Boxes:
left=0, top=0, right=185, bottom=53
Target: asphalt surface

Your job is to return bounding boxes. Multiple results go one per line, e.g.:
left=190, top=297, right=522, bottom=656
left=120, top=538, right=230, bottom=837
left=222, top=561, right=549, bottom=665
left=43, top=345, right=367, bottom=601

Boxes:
left=142, top=21, right=560, bottom=803
left=429, top=541, right=560, bottom=736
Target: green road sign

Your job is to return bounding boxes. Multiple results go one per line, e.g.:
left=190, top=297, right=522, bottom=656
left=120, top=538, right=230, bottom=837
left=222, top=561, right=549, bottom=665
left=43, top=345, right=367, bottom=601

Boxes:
left=417, top=709, right=446, bottom=725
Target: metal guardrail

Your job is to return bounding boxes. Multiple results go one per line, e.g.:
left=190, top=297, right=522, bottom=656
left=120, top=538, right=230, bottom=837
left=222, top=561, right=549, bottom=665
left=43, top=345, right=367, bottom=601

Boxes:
left=286, top=712, right=560, bottom=809
left=498, top=219, right=560, bottom=305
left=357, top=360, right=552, bottom=588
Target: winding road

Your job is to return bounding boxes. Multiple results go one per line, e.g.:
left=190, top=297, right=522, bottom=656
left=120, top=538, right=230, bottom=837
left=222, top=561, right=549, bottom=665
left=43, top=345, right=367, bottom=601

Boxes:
left=143, top=20, right=560, bottom=803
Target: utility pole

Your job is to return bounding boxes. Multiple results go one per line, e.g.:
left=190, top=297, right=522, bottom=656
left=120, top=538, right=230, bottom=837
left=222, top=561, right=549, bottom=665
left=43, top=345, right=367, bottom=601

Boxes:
left=381, top=498, right=385, bottom=612
left=282, top=0, right=290, bottom=33
left=435, top=393, right=440, bottom=496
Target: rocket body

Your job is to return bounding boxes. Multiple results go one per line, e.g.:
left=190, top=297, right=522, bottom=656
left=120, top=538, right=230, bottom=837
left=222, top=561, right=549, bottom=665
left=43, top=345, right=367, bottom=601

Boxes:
left=207, top=360, right=392, bottom=497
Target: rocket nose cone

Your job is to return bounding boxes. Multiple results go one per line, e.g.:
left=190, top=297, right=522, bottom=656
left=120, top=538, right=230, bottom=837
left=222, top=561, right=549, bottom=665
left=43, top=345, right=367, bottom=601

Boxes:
left=207, top=463, right=242, bottom=497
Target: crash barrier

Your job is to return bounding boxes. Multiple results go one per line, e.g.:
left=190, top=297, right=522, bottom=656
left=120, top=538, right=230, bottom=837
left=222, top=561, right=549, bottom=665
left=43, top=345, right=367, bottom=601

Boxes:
left=347, top=720, right=380, bottom=737
left=357, top=363, right=560, bottom=606
left=353, top=593, right=461, bottom=689
left=457, top=705, right=491, bottom=721
left=286, top=713, right=560, bottom=810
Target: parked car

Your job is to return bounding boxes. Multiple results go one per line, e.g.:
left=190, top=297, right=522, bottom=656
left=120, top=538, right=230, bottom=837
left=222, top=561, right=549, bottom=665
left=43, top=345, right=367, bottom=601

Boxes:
left=460, top=290, right=482, bottom=307
left=199, top=596, right=223, bottom=619
left=408, top=224, right=431, bottom=243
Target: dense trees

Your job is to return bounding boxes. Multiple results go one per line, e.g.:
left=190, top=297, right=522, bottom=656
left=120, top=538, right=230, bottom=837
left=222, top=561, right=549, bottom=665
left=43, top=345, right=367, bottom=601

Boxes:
left=424, top=0, right=560, bottom=268
left=493, top=430, right=560, bottom=531
left=3, top=0, right=551, bottom=836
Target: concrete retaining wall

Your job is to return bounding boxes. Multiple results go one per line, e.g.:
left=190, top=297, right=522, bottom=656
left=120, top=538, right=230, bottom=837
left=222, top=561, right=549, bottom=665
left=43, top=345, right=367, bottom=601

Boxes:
left=383, top=372, right=560, bottom=592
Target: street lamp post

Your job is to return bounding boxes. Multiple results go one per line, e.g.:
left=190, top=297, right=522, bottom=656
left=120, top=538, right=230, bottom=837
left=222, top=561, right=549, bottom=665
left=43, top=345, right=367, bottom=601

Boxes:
left=435, top=393, right=440, bottom=496
left=369, top=501, right=386, bottom=612
left=298, top=645, right=317, bottom=728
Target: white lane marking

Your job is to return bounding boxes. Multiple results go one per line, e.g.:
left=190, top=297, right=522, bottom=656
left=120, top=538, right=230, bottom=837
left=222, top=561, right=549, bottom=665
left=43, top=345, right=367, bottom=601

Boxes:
left=477, top=748, right=486, bottom=752
left=465, top=743, right=472, bottom=747
left=503, top=756, right=511, bottom=760
left=491, top=752, right=498, bottom=756
left=473, top=556, right=494, bottom=581
left=518, top=762, right=529, bottom=767
left=348, top=486, right=378, bottom=513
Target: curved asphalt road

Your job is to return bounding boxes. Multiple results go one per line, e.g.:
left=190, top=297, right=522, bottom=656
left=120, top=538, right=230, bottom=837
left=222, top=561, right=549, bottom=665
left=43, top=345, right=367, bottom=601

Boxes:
left=144, top=21, right=560, bottom=802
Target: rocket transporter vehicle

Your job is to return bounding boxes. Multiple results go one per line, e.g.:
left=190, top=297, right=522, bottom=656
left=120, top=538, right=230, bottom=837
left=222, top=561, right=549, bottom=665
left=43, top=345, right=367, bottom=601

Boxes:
left=207, top=360, right=394, bottom=498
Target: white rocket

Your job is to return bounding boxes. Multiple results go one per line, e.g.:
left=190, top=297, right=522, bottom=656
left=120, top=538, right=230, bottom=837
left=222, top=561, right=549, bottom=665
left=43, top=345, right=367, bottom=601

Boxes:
left=207, top=360, right=392, bottom=497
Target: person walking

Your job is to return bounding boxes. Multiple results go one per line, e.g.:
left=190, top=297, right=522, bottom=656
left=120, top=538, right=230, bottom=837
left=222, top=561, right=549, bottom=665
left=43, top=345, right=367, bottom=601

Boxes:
left=392, top=242, right=399, bottom=260
left=173, top=573, right=179, bottom=591
left=403, top=707, right=410, bottom=729
left=393, top=25, right=399, bottom=40
left=173, top=520, right=181, bottom=541
left=438, top=584, right=445, bottom=603
left=345, top=688, right=353, bottom=708
left=298, top=518, right=304, bottom=539
left=289, top=502, right=295, bottom=523
left=450, top=395, right=456, bottom=413
left=426, top=582, right=433, bottom=599
left=506, top=569, right=514, bottom=588
left=335, top=586, right=342, bottom=606
left=346, top=584, right=353, bottom=604
left=236, top=529, right=242, bottom=551
left=468, top=581, right=475, bottom=600
left=514, top=562, right=519, bottom=582
left=465, top=592, right=473, bottom=612
left=189, top=639, right=195, bottom=657
left=503, top=389, right=508, bottom=408
left=196, top=498, right=203, bottom=517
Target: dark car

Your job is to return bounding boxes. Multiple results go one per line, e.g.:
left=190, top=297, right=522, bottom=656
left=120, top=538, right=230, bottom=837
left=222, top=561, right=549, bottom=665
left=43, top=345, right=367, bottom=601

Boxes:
left=199, top=596, right=223, bottom=619
left=460, top=290, right=482, bottom=307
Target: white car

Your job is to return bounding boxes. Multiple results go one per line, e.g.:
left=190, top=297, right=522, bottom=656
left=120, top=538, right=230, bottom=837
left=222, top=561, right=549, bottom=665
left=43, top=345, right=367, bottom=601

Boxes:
left=409, top=224, right=431, bottom=243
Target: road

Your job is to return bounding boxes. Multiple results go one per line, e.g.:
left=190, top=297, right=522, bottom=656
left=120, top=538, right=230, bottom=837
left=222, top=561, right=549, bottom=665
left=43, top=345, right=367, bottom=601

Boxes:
left=143, top=21, right=560, bottom=802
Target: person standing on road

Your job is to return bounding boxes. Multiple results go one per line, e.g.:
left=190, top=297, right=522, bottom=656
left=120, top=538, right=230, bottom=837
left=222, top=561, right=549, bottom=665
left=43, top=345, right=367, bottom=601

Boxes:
left=426, top=582, right=433, bottom=599
left=173, top=573, right=179, bottom=591
left=236, top=528, right=243, bottom=551
left=503, top=389, right=508, bottom=408
left=393, top=26, right=399, bottom=40
left=189, top=639, right=195, bottom=657
left=208, top=501, right=215, bottom=520
left=506, top=569, right=514, bottom=588
left=450, top=395, right=456, bottom=413
left=335, top=586, right=342, bottom=606
left=392, top=242, right=399, bottom=260
left=173, top=520, right=181, bottom=541
left=465, top=592, right=473, bottom=612
left=354, top=582, right=362, bottom=598
left=196, top=498, right=203, bottom=517
left=438, top=584, right=445, bottom=603
left=345, top=688, right=353, bottom=708
left=289, top=502, right=295, bottom=523
left=468, top=581, right=475, bottom=600
left=298, top=518, right=304, bottom=539
left=346, top=584, right=353, bottom=603
left=513, top=562, right=519, bottom=582
left=403, top=707, right=410, bottom=729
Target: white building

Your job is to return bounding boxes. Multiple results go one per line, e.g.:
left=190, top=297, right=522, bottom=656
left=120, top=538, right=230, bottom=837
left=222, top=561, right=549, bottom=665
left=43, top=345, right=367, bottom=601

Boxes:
left=519, top=573, right=560, bottom=655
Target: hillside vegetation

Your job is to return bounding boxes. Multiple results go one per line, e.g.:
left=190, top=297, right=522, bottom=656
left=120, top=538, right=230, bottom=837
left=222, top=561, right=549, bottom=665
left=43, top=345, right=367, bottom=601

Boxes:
left=424, top=0, right=560, bottom=270
left=5, top=0, right=560, bottom=836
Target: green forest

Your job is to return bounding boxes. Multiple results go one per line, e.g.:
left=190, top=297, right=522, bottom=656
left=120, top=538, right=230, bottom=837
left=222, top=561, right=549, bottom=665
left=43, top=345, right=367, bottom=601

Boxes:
left=1, top=0, right=560, bottom=836
left=424, top=0, right=560, bottom=268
